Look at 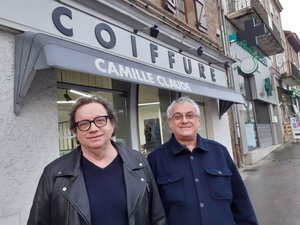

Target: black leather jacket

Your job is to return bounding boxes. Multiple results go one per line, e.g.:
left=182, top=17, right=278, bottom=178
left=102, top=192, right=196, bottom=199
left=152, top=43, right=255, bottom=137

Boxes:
left=27, top=143, right=166, bottom=225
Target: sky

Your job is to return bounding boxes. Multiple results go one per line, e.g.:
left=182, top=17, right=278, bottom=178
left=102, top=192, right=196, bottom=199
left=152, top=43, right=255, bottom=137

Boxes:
left=280, top=1, right=300, bottom=37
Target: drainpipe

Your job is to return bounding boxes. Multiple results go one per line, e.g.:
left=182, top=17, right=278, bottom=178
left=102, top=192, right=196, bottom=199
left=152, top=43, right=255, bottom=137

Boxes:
left=217, top=0, right=243, bottom=167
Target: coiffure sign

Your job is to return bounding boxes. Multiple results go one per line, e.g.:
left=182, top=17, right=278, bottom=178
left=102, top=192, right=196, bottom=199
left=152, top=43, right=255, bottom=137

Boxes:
left=52, top=6, right=227, bottom=87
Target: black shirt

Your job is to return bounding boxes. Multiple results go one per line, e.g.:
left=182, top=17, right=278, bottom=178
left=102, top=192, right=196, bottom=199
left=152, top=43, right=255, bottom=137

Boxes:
left=81, top=154, right=128, bottom=225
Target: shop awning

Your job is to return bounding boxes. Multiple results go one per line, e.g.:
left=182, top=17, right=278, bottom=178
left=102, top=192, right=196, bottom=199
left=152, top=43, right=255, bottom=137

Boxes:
left=277, top=87, right=300, bottom=98
left=15, top=32, right=244, bottom=114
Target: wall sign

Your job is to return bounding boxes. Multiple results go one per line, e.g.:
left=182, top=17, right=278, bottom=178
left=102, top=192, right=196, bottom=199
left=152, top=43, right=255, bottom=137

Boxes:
left=239, top=57, right=258, bottom=74
left=51, top=6, right=227, bottom=86
left=236, top=18, right=267, bottom=47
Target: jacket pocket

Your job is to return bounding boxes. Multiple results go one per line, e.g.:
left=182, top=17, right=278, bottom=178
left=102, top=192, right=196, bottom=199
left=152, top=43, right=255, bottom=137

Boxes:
left=205, top=168, right=233, bottom=200
left=157, top=173, right=185, bottom=207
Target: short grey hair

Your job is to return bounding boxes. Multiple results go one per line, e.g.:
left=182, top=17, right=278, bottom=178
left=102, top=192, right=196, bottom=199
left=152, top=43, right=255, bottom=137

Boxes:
left=167, top=96, right=200, bottom=119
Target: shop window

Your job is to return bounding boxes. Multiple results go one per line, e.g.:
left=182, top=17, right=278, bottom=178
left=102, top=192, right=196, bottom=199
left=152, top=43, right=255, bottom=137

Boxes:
left=138, top=85, right=172, bottom=155
left=137, top=86, right=208, bottom=154
left=239, top=76, right=258, bottom=150
left=58, top=121, right=77, bottom=155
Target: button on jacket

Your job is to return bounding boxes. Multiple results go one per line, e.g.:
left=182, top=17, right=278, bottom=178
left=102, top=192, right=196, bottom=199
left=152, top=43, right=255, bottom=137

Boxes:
left=27, top=142, right=166, bottom=225
left=148, top=134, right=258, bottom=225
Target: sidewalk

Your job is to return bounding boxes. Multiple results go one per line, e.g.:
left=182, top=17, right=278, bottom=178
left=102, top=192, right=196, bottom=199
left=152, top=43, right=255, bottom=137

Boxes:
left=240, top=142, right=300, bottom=225
left=238, top=144, right=287, bottom=180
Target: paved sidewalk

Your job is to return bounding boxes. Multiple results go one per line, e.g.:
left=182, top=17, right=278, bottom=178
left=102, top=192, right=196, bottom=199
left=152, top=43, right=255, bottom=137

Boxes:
left=241, top=143, right=300, bottom=225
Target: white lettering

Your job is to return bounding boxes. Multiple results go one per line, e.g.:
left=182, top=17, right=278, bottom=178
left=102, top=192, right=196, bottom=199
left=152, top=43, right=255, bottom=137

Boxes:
left=95, top=58, right=192, bottom=91
left=95, top=58, right=154, bottom=84
left=119, top=65, right=134, bottom=79
left=156, top=76, right=192, bottom=92
left=107, top=61, right=120, bottom=76
left=95, top=58, right=106, bottom=73
left=157, top=76, right=166, bottom=87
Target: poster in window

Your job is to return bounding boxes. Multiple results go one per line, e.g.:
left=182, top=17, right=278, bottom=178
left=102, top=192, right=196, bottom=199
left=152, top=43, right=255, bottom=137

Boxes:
left=144, top=118, right=162, bottom=152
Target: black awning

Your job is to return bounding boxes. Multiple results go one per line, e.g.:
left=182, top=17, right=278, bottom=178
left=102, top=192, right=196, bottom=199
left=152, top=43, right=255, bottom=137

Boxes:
left=218, top=100, right=234, bottom=118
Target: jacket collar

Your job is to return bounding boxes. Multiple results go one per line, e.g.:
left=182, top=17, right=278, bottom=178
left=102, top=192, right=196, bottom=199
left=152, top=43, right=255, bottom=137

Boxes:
left=56, top=141, right=147, bottom=225
left=114, top=142, right=145, bottom=170
left=56, top=141, right=145, bottom=176
left=170, top=134, right=209, bottom=154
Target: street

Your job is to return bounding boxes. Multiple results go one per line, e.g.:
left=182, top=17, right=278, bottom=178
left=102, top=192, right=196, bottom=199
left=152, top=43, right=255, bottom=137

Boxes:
left=242, top=142, right=300, bottom=225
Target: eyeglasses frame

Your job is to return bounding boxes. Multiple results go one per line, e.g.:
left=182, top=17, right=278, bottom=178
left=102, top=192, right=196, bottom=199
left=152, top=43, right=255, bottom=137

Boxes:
left=75, top=115, right=110, bottom=131
left=170, top=113, right=199, bottom=121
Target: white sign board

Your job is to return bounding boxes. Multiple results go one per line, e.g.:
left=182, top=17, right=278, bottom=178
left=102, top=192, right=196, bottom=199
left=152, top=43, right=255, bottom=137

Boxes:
left=290, top=117, right=300, bottom=140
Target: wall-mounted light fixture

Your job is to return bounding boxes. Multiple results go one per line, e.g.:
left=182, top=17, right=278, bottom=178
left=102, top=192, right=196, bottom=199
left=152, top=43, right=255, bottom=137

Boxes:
left=134, top=25, right=159, bottom=38
left=197, top=46, right=203, bottom=56
left=208, top=61, right=231, bottom=69
left=64, top=90, right=72, bottom=101
left=178, top=46, right=203, bottom=57
left=224, top=61, right=231, bottom=69
left=149, top=25, right=159, bottom=38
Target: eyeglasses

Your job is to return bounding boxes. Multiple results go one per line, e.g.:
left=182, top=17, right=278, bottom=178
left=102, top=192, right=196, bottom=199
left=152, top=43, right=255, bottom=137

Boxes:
left=75, top=115, right=110, bottom=131
left=170, top=113, right=199, bottom=121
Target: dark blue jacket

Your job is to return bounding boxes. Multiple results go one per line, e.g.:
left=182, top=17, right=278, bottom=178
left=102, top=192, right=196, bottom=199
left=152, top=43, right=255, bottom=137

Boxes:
left=148, top=134, right=258, bottom=225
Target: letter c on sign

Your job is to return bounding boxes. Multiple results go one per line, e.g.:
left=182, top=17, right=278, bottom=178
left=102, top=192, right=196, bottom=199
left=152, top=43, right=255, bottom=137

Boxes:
left=95, top=58, right=107, bottom=73
left=95, top=23, right=116, bottom=49
left=52, top=7, right=73, bottom=36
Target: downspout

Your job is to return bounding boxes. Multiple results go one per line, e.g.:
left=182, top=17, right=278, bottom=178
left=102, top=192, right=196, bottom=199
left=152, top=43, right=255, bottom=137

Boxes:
left=217, top=0, right=243, bottom=166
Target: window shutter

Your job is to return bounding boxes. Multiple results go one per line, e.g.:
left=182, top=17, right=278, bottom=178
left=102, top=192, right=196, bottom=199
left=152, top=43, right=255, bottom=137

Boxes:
left=165, top=0, right=177, bottom=14
left=195, top=0, right=207, bottom=33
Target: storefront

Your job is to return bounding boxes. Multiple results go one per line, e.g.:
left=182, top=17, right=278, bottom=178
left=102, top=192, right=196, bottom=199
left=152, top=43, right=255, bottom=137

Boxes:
left=229, top=39, right=282, bottom=163
left=0, top=1, right=243, bottom=224
left=13, top=2, right=244, bottom=152
left=56, top=74, right=209, bottom=156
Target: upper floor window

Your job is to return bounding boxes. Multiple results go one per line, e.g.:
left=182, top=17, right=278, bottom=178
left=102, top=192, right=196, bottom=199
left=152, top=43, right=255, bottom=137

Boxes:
left=177, top=0, right=186, bottom=21
left=165, top=0, right=207, bottom=33
left=165, top=0, right=186, bottom=22
left=195, top=0, right=207, bottom=33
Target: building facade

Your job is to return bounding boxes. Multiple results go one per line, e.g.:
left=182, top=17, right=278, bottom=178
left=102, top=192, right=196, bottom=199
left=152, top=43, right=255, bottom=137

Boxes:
left=223, top=0, right=285, bottom=164
left=273, top=30, right=300, bottom=142
left=0, top=1, right=243, bottom=224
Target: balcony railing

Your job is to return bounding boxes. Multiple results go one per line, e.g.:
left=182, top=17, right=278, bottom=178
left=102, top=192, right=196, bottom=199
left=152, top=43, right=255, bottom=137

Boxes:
left=228, top=0, right=251, bottom=13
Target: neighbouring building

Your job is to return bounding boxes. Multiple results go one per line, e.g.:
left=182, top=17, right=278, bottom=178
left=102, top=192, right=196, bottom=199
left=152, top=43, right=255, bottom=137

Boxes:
left=273, top=30, right=300, bottom=142
left=223, top=0, right=285, bottom=164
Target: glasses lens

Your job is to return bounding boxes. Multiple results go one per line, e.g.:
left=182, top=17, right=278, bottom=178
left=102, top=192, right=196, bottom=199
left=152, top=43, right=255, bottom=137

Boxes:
left=186, top=113, right=197, bottom=120
left=77, top=120, right=91, bottom=131
left=172, top=113, right=197, bottom=121
left=76, top=116, right=109, bottom=131
left=172, top=114, right=183, bottom=121
left=94, top=116, right=108, bottom=127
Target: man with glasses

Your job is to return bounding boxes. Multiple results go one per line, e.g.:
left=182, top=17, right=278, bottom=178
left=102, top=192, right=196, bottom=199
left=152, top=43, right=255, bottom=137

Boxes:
left=27, top=96, right=166, bottom=225
left=148, top=96, right=258, bottom=225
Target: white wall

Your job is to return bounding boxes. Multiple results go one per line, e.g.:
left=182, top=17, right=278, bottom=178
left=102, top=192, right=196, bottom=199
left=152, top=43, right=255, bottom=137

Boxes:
left=0, top=30, right=59, bottom=225
left=205, top=98, right=234, bottom=158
